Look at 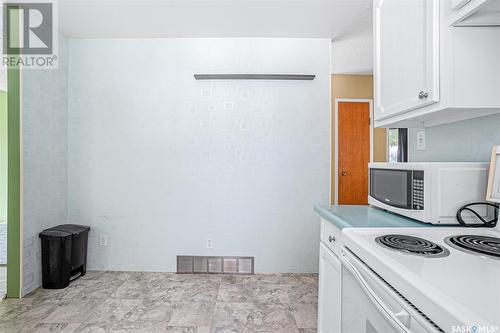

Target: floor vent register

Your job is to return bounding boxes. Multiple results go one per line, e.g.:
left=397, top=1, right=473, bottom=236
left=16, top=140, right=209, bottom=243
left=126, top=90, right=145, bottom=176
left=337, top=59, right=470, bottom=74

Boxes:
left=176, top=256, right=254, bottom=274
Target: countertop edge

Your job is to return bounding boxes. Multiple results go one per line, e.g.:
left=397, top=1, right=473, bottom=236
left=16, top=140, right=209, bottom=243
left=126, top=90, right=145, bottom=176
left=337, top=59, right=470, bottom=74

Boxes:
left=313, top=204, right=351, bottom=229
left=313, top=204, right=440, bottom=229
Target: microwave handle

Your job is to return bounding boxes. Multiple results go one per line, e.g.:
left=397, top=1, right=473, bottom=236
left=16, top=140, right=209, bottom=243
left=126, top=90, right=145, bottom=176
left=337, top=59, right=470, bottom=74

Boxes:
left=341, top=254, right=411, bottom=333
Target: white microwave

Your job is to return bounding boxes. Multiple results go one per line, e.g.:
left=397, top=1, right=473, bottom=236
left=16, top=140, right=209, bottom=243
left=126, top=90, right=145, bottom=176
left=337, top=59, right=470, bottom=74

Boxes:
left=368, top=162, right=492, bottom=224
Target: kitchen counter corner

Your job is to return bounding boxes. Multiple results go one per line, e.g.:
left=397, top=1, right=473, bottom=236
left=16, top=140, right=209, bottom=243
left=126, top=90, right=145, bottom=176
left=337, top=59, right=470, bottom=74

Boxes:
left=314, top=204, right=433, bottom=229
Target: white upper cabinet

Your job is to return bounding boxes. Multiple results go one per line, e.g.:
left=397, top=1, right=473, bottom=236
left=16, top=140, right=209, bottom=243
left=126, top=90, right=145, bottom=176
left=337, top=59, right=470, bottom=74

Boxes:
left=374, top=0, right=500, bottom=128
left=374, top=0, right=440, bottom=121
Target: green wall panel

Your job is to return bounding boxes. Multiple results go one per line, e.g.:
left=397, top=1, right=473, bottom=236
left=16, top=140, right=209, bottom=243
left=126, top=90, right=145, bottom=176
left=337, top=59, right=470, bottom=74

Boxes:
left=7, top=65, right=20, bottom=298
left=6, top=5, right=21, bottom=298
left=0, top=91, right=6, bottom=222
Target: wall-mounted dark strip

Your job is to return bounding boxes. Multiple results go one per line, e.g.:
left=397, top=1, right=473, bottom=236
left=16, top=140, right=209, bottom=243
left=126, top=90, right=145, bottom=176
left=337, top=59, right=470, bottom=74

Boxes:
left=194, top=74, right=315, bottom=81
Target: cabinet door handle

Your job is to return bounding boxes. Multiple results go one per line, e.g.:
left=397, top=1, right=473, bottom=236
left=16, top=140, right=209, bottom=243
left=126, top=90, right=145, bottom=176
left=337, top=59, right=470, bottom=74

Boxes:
left=328, top=235, right=335, bottom=243
left=418, top=91, right=429, bottom=99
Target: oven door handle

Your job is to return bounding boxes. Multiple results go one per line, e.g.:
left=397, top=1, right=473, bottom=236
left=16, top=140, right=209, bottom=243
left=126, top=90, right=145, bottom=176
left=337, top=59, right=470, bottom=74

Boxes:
left=341, top=254, right=411, bottom=333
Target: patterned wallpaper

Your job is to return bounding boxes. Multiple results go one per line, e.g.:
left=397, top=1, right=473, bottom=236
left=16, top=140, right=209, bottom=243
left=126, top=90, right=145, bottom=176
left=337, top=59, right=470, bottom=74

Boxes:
left=22, top=35, right=68, bottom=295
left=67, top=38, right=330, bottom=273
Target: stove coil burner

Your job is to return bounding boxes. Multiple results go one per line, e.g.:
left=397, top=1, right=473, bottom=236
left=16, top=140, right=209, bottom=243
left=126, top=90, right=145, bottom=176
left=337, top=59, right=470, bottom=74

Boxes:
left=445, top=235, right=500, bottom=259
left=376, top=234, right=450, bottom=258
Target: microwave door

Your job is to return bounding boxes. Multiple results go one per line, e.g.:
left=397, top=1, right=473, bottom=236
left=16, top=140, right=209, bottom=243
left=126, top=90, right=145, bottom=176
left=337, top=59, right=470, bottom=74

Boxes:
left=370, top=169, right=413, bottom=209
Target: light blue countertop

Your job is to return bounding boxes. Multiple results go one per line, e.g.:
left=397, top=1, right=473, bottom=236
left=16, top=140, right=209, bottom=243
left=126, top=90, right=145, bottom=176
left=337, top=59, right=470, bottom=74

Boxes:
left=314, top=205, right=435, bottom=229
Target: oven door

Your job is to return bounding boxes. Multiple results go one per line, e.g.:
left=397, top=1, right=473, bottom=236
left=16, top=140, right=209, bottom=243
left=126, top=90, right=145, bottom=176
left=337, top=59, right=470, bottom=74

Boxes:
left=340, top=249, right=437, bottom=333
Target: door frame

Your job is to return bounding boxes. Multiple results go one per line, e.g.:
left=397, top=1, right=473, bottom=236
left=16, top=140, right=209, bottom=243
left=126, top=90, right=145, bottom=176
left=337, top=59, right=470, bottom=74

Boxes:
left=334, top=98, right=374, bottom=205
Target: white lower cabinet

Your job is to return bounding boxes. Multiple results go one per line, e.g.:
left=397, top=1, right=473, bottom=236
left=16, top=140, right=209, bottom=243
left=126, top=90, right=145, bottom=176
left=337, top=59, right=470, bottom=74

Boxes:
left=318, top=242, right=342, bottom=333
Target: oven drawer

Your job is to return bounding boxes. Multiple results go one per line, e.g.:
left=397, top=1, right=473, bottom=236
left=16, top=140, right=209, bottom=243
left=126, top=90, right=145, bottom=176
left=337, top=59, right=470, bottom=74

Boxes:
left=320, top=219, right=341, bottom=256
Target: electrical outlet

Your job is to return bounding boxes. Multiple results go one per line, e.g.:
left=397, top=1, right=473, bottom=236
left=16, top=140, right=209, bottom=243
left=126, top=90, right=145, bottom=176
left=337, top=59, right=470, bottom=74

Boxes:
left=99, top=234, right=108, bottom=246
left=206, top=238, right=213, bottom=249
left=416, top=130, right=426, bottom=150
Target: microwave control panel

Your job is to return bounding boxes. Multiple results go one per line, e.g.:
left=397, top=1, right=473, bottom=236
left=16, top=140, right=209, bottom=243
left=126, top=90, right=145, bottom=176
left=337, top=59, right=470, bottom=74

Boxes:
left=412, top=171, right=424, bottom=210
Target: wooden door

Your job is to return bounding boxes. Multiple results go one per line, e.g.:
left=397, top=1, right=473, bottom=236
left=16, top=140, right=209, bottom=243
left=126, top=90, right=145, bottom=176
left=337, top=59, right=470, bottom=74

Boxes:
left=338, top=102, right=370, bottom=205
left=374, top=0, right=440, bottom=121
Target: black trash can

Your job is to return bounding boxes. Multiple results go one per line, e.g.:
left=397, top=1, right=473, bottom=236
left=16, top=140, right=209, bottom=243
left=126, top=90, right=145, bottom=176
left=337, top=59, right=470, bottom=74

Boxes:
left=39, top=224, right=90, bottom=289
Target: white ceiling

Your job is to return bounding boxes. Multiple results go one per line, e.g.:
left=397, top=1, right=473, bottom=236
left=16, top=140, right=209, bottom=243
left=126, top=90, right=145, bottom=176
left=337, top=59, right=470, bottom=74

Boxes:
left=331, top=28, right=373, bottom=74
left=58, top=0, right=373, bottom=39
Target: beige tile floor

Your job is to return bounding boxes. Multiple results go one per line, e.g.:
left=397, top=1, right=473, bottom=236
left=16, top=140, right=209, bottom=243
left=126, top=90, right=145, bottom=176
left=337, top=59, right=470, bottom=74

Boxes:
left=0, top=271, right=318, bottom=333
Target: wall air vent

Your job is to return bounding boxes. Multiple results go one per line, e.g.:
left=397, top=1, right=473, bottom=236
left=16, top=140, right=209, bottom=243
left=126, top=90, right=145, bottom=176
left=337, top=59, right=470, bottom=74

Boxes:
left=176, top=256, right=254, bottom=274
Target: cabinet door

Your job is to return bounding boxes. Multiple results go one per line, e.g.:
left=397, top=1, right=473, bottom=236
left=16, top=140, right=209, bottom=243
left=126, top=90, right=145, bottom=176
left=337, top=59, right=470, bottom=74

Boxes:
left=374, top=0, right=440, bottom=121
left=318, top=243, right=341, bottom=333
